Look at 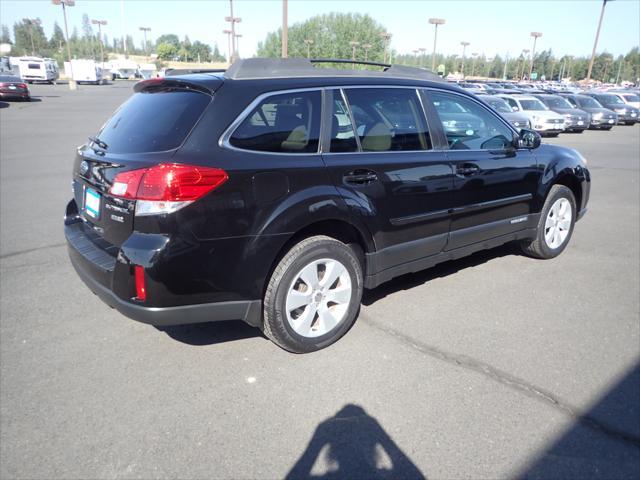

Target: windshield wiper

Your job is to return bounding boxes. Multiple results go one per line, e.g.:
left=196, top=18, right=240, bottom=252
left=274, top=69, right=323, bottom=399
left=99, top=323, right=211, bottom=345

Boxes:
left=88, top=136, right=108, bottom=150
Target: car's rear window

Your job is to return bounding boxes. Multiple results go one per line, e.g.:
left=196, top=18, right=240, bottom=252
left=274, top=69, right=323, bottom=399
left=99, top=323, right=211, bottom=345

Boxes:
left=96, top=89, right=210, bottom=154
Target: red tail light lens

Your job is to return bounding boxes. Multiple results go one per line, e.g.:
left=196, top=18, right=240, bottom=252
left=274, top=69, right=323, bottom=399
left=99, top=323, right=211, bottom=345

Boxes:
left=18, top=83, right=28, bottom=89
left=0, top=83, right=7, bottom=87
left=109, top=163, right=228, bottom=201
left=134, top=265, right=146, bottom=302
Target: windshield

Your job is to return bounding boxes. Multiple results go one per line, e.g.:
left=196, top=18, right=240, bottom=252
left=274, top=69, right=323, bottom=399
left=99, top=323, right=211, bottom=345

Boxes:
left=622, top=93, right=640, bottom=102
left=97, top=89, right=210, bottom=154
left=545, top=96, right=573, bottom=109
left=484, top=97, right=512, bottom=113
left=622, top=93, right=639, bottom=102
left=519, top=99, right=548, bottom=111
left=576, top=96, right=601, bottom=108
left=597, top=95, right=624, bottom=105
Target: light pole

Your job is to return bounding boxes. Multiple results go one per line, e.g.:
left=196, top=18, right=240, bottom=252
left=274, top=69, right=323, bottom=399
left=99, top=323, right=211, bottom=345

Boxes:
left=304, top=39, right=314, bottom=59
left=139, top=26, right=151, bottom=58
left=412, top=49, right=419, bottom=65
left=602, top=58, right=612, bottom=82
left=418, top=47, right=426, bottom=67
left=528, top=31, right=542, bottom=80
left=615, top=58, right=623, bottom=85
left=222, top=29, right=232, bottom=63
left=460, top=41, right=469, bottom=77
left=428, top=18, right=445, bottom=72
left=349, top=40, right=360, bottom=61
left=485, top=56, right=494, bottom=78
left=519, top=49, right=529, bottom=79
left=587, top=0, right=613, bottom=81
left=92, top=20, right=107, bottom=64
left=234, top=33, right=242, bottom=58
left=52, top=0, right=76, bottom=90
left=282, top=0, right=288, bottom=58
left=360, top=43, right=372, bottom=62
left=225, top=0, right=241, bottom=61
left=471, top=52, right=478, bottom=77
left=23, top=18, right=41, bottom=55
left=379, top=32, right=392, bottom=63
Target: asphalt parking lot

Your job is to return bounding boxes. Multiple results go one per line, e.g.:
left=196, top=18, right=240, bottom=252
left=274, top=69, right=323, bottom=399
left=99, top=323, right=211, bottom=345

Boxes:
left=1, top=83, right=639, bottom=479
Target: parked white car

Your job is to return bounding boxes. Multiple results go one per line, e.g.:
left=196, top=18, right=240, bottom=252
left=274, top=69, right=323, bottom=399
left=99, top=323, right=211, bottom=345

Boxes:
left=497, top=94, right=565, bottom=136
left=608, top=91, right=640, bottom=109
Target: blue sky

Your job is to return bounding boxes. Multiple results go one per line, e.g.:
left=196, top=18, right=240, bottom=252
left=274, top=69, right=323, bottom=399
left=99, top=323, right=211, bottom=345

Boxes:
left=1, top=0, right=638, bottom=58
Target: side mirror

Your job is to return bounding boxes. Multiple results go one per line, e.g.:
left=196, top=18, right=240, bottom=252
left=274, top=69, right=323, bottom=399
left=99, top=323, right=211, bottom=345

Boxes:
left=518, top=128, right=541, bottom=149
left=512, top=106, right=520, bottom=112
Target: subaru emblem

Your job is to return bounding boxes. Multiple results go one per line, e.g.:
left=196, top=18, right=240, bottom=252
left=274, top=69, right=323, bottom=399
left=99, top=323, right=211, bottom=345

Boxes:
left=80, top=161, right=89, bottom=175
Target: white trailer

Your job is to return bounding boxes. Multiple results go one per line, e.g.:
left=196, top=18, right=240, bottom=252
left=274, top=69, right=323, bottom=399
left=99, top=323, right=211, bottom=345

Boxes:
left=64, top=59, right=106, bottom=85
left=109, top=59, right=138, bottom=80
left=138, top=63, right=158, bottom=79
left=16, top=57, right=59, bottom=83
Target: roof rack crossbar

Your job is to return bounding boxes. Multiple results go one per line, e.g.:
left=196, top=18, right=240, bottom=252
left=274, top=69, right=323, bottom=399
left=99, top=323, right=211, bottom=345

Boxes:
left=309, top=58, right=392, bottom=68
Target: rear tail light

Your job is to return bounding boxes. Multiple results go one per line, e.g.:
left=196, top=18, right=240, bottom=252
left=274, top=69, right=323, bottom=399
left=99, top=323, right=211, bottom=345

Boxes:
left=134, top=265, right=146, bottom=302
left=18, top=83, right=28, bottom=89
left=109, top=163, right=228, bottom=216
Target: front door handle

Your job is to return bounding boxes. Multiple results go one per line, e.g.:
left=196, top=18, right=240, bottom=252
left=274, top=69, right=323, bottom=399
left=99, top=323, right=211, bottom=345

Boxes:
left=456, top=164, right=480, bottom=176
left=343, top=169, right=378, bottom=185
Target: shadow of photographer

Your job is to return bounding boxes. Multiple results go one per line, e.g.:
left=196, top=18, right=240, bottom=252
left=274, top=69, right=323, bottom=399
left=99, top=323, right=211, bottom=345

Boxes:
left=286, top=404, right=426, bottom=480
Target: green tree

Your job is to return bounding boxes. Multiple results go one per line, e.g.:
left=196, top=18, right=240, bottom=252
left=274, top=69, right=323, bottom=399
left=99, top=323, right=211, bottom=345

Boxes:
left=12, top=18, right=48, bottom=56
left=211, top=43, right=225, bottom=62
left=257, top=13, right=388, bottom=63
left=189, top=40, right=211, bottom=62
left=1, top=24, right=11, bottom=44
left=156, top=42, right=178, bottom=60
left=156, top=34, right=180, bottom=48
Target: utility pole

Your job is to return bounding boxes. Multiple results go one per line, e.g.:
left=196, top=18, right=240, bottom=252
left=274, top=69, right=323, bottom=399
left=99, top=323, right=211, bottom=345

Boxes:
left=615, top=58, right=623, bottom=85
left=281, top=0, right=288, bottom=58
left=304, top=39, right=314, bottom=59
left=379, top=32, right=392, bottom=64
left=587, top=0, right=613, bottom=81
left=602, top=58, right=612, bottom=82
left=23, top=18, right=41, bottom=55
left=225, top=0, right=242, bottom=62
left=350, top=40, right=360, bottom=61
left=92, top=20, right=108, bottom=64
left=519, top=49, right=529, bottom=79
left=428, top=18, right=445, bottom=72
left=528, top=32, right=542, bottom=80
left=234, top=33, right=242, bottom=58
left=120, top=0, right=127, bottom=56
left=502, top=53, right=509, bottom=80
left=460, top=41, right=469, bottom=77
left=52, top=0, right=76, bottom=90
left=139, top=26, right=151, bottom=58
left=418, top=47, right=426, bottom=67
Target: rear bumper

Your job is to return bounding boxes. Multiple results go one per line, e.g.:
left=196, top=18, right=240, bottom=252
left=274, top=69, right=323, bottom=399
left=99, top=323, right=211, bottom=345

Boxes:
left=65, top=202, right=263, bottom=327
left=0, top=91, right=29, bottom=99
left=69, top=249, right=261, bottom=327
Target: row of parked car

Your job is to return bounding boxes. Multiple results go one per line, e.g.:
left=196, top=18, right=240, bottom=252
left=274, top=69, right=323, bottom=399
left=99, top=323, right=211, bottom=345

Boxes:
left=456, top=81, right=640, bottom=136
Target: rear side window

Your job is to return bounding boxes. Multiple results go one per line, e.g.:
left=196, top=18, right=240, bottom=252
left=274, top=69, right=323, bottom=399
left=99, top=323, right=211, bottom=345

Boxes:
left=97, top=89, right=210, bottom=154
left=230, top=91, right=321, bottom=153
left=344, top=88, right=431, bottom=151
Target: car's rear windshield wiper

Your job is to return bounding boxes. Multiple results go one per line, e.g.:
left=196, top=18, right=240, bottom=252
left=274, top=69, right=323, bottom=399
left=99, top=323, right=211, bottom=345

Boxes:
left=88, top=136, right=108, bottom=150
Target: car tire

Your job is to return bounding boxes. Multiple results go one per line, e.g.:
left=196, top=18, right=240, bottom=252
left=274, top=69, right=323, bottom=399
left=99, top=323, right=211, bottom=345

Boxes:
left=262, top=235, right=363, bottom=353
left=521, top=185, right=576, bottom=260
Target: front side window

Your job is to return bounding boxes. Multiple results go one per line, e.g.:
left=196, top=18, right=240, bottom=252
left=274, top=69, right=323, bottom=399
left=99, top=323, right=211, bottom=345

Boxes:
left=230, top=91, right=321, bottom=153
left=343, top=88, right=431, bottom=151
left=430, top=91, right=515, bottom=150
left=503, top=97, right=519, bottom=111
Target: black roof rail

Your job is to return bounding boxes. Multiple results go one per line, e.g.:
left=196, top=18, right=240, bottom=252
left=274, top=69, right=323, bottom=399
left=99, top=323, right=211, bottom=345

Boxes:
left=224, top=57, right=442, bottom=82
left=164, top=68, right=226, bottom=76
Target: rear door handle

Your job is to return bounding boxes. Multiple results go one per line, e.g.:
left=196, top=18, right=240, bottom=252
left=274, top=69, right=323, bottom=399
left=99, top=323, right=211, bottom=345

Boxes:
left=456, top=164, right=480, bottom=176
left=343, top=169, right=378, bottom=185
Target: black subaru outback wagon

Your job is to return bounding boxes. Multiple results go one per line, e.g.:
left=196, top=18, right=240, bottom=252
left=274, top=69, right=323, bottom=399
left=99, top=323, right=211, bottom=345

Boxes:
left=65, top=58, right=590, bottom=353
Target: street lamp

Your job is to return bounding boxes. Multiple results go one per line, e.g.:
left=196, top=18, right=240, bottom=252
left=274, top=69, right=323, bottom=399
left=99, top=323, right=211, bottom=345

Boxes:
left=418, top=47, right=426, bottom=67
left=304, top=39, right=314, bottom=59
left=139, top=26, right=151, bottom=57
left=587, top=0, right=613, bottom=81
left=234, top=33, right=242, bottom=58
left=222, top=29, right=232, bottom=63
left=225, top=0, right=242, bottom=61
left=23, top=18, right=41, bottom=55
left=51, top=0, right=76, bottom=90
left=528, top=31, right=542, bottom=80
left=428, top=18, right=445, bottom=72
left=362, top=43, right=372, bottom=62
left=349, top=40, right=360, bottom=61
left=92, top=20, right=107, bottom=64
left=519, top=49, right=529, bottom=79
left=379, top=32, right=392, bottom=63
left=471, top=52, right=478, bottom=77
left=460, top=41, right=469, bottom=77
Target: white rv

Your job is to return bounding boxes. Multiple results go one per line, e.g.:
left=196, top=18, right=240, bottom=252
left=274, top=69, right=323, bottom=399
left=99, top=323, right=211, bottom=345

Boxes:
left=16, top=57, right=59, bottom=83
left=138, top=63, right=158, bottom=79
left=64, top=59, right=106, bottom=85
left=109, top=59, right=138, bottom=80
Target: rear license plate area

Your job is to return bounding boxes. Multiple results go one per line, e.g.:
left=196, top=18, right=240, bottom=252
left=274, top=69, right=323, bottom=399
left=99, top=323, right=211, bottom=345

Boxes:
left=84, top=187, right=101, bottom=219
